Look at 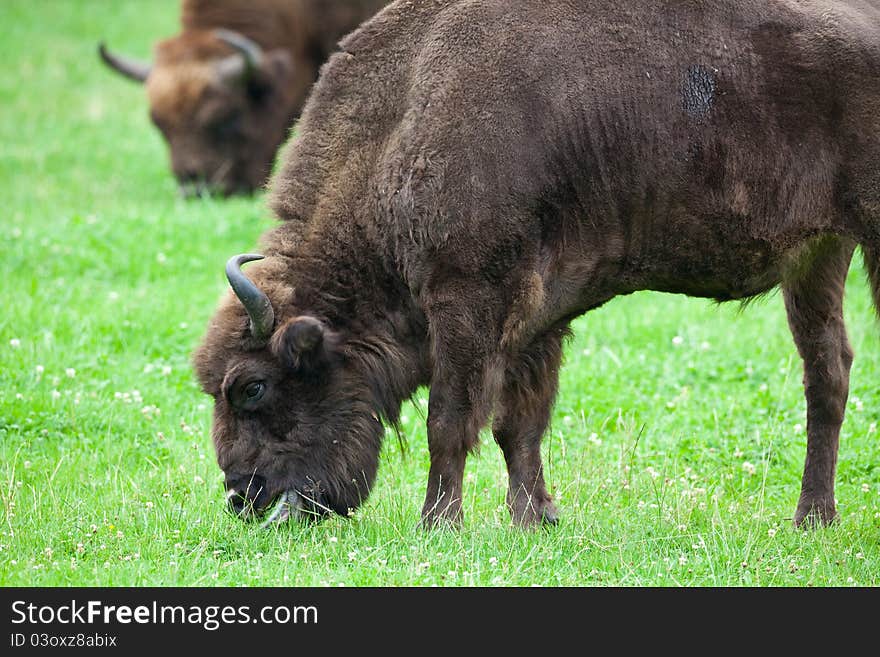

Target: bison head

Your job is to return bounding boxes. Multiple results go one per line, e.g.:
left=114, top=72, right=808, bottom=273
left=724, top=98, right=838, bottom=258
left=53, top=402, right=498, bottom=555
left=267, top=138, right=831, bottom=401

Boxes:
left=193, top=255, right=387, bottom=526
left=99, top=30, right=294, bottom=196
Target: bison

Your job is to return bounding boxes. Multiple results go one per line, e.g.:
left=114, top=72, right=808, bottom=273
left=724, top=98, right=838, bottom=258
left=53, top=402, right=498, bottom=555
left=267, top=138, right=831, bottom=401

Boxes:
left=99, top=0, right=387, bottom=196
left=194, top=0, right=880, bottom=529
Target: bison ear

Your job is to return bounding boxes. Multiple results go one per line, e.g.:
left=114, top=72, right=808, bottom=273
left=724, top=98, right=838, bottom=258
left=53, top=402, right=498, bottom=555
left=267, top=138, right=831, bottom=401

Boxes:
left=247, top=50, right=292, bottom=99
left=271, top=316, right=336, bottom=372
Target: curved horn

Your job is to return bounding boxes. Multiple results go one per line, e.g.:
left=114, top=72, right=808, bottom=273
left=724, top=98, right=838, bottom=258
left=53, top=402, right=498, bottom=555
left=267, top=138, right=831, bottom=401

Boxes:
left=213, top=28, right=263, bottom=78
left=98, top=42, right=151, bottom=83
left=225, top=254, right=275, bottom=341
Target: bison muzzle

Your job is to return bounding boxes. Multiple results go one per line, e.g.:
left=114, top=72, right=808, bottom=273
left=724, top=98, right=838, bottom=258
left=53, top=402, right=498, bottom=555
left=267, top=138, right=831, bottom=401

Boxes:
left=194, top=0, right=880, bottom=529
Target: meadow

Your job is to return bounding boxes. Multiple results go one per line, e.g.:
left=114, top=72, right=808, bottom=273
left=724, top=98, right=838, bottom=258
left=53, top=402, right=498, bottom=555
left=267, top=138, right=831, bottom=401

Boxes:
left=1, top=1, right=878, bottom=587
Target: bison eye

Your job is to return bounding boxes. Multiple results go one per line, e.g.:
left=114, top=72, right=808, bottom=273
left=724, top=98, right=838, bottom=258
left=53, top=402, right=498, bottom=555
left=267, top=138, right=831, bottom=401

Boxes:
left=210, top=112, right=242, bottom=139
left=230, top=380, right=266, bottom=410
left=244, top=381, right=265, bottom=401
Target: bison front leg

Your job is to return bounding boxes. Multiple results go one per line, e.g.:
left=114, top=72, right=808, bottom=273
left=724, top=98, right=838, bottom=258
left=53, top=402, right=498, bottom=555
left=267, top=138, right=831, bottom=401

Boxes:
left=421, top=382, right=478, bottom=527
left=421, top=286, right=504, bottom=528
left=783, top=237, right=856, bottom=528
left=492, top=325, right=568, bottom=527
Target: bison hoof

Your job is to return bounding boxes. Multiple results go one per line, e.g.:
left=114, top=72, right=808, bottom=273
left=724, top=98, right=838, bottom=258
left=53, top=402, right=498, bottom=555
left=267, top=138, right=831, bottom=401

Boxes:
left=421, top=500, right=463, bottom=530
left=509, top=495, right=559, bottom=529
left=421, top=513, right=462, bottom=530
left=794, top=498, right=837, bottom=529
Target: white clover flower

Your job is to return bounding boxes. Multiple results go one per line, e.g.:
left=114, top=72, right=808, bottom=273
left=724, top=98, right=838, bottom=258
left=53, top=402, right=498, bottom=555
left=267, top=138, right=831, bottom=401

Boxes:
left=742, top=461, right=756, bottom=476
left=9, top=338, right=20, bottom=348
left=672, top=336, right=684, bottom=346
left=65, top=368, right=76, bottom=378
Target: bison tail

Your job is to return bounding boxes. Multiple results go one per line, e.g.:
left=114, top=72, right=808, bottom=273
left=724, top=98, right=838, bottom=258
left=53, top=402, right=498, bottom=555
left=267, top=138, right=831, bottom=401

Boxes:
left=862, top=244, right=880, bottom=319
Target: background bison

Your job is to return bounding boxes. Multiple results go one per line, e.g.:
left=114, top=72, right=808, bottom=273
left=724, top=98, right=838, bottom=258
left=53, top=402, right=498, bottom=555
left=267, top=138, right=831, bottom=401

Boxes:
left=99, top=0, right=386, bottom=196
left=197, top=0, right=880, bottom=529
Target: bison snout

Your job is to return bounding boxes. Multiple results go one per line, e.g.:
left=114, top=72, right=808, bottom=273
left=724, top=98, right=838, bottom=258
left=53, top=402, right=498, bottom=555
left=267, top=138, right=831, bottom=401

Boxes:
left=225, top=473, right=273, bottom=520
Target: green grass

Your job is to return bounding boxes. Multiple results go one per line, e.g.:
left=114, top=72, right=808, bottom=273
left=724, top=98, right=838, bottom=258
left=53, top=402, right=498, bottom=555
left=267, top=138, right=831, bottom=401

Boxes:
left=1, top=1, right=878, bottom=587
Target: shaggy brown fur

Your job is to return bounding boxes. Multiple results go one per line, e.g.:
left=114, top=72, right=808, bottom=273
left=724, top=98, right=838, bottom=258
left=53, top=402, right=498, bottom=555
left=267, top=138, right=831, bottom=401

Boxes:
left=194, top=0, right=880, bottom=528
left=100, top=0, right=387, bottom=195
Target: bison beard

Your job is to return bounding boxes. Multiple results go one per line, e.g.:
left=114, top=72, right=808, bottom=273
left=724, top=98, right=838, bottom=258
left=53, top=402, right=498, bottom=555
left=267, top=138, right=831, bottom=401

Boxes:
left=194, top=0, right=880, bottom=529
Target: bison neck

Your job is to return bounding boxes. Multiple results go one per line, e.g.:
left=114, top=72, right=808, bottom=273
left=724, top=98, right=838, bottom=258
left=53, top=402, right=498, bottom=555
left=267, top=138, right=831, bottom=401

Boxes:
left=268, top=220, right=432, bottom=425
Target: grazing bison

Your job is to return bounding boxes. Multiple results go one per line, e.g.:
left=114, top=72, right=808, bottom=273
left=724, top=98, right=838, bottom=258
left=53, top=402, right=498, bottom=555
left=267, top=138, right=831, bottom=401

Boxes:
left=99, top=0, right=387, bottom=196
left=194, top=0, right=880, bottom=528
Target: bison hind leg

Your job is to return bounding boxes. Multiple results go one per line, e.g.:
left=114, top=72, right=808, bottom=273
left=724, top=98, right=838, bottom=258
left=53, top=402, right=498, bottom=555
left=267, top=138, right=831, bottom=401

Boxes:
left=783, top=236, right=856, bottom=529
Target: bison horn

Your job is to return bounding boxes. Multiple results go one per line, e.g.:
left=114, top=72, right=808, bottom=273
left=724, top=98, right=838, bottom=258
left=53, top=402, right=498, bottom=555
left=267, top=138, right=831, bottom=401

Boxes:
left=214, top=28, right=263, bottom=79
left=97, top=42, right=152, bottom=83
left=226, top=254, right=275, bottom=341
